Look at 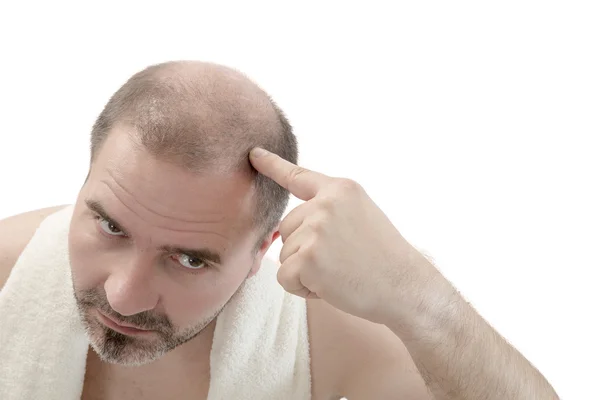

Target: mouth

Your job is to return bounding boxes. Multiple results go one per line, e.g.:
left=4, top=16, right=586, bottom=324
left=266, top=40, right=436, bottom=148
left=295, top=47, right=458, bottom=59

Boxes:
left=96, top=310, right=155, bottom=336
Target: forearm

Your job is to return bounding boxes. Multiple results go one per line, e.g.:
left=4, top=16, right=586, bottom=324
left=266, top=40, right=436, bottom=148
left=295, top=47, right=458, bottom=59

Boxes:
left=386, top=255, right=559, bottom=399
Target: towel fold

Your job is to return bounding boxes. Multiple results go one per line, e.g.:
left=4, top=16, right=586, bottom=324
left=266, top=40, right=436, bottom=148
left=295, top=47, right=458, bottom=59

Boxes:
left=0, top=205, right=311, bottom=399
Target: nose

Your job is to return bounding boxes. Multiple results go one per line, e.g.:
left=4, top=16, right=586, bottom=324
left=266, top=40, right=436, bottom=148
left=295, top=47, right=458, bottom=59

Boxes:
left=104, top=254, right=159, bottom=316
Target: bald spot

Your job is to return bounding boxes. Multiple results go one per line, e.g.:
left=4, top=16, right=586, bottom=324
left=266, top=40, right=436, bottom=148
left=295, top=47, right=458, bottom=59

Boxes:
left=100, top=60, right=283, bottom=175
left=90, top=60, right=297, bottom=245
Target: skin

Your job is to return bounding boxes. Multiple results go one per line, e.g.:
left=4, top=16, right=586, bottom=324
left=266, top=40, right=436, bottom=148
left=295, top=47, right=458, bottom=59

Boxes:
left=0, top=134, right=432, bottom=399
left=0, top=141, right=560, bottom=399
left=69, top=128, right=268, bottom=367
left=64, top=126, right=290, bottom=398
left=0, top=60, right=559, bottom=399
left=249, top=147, right=560, bottom=399
left=0, top=61, right=434, bottom=399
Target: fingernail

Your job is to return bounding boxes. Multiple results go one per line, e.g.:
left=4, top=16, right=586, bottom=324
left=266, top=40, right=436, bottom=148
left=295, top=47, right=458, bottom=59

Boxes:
left=251, top=147, right=269, bottom=157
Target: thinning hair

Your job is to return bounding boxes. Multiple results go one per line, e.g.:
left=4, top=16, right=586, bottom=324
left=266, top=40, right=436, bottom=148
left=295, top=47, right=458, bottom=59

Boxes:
left=89, top=60, right=298, bottom=253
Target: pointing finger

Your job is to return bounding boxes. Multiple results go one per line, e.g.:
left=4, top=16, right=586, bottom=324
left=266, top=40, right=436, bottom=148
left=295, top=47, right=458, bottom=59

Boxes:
left=249, top=147, right=330, bottom=201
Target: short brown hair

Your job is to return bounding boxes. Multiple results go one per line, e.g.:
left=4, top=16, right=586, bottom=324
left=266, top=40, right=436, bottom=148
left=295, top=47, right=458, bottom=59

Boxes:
left=89, top=61, right=298, bottom=253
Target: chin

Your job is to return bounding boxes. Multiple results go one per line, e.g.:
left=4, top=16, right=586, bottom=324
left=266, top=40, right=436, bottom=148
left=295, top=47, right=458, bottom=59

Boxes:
left=84, top=310, right=218, bottom=367
left=91, top=337, right=170, bottom=367
left=83, top=316, right=163, bottom=366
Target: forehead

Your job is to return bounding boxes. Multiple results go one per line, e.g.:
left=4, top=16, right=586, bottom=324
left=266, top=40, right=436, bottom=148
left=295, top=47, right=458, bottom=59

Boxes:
left=88, top=130, right=256, bottom=233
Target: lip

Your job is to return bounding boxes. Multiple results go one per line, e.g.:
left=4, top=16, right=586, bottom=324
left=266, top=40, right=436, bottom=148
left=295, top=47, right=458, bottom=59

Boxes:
left=96, top=310, right=154, bottom=336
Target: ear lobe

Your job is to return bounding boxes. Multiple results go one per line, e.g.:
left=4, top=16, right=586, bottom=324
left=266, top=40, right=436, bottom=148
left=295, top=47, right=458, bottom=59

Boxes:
left=258, top=226, right=281, bottom=253
left=248, top=252, right=266, bottom=278
left=272, top=221, right=282, bottom=241
left=271, top=230, right=281, bottom=243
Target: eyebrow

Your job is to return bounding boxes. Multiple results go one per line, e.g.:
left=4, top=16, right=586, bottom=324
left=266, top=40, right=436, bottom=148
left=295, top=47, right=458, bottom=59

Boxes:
left=86, top=199, right=125, bottom=230
left=85, top=199, right=223, bottom=265
left=159, top=245, right=222, bottom=265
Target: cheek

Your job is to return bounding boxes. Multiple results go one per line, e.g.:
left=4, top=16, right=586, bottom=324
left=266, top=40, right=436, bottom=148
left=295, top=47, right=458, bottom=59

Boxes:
left=162, top=269, right=247, bottom=327
left=68, top=220, right=111, bottom=290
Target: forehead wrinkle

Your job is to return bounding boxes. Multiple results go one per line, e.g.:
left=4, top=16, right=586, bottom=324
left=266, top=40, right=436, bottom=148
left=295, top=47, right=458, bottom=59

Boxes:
left=99, top=179, right=229, bottom=240
left=105, top=168, right=226, bottom=224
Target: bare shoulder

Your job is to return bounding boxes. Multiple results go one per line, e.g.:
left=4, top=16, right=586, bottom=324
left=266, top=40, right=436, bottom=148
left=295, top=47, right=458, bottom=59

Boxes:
left=0, top=205, right=69, bottom=290
left=307, top=299, right=433, bottom=400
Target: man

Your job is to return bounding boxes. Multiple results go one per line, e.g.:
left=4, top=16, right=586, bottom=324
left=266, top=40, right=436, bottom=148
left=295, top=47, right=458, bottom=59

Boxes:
left=0, top=60, right=558, bottom=399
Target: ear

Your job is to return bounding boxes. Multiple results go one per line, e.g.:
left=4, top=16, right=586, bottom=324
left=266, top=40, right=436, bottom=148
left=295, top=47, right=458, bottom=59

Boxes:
left=248, top=224, right=281, bottom=278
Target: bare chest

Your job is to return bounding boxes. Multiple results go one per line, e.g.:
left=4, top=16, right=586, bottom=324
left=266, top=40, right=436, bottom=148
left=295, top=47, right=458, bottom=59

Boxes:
left=81, top=371, right=210, bottom=400
left=80, top=353, right=210, bottom=400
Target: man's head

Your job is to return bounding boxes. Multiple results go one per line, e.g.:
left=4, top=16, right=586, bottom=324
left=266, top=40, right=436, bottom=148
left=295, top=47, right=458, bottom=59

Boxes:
left=68, top=61, right=297, bottom=366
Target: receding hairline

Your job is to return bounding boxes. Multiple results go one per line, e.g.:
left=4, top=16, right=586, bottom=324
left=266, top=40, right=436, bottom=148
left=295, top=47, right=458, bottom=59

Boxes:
left=92, top=60, right=285, bottom=170
left=89, top=60, right=298, bottom=251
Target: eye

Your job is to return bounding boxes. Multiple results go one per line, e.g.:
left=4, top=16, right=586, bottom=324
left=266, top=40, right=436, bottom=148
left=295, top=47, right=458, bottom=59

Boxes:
left=98, top=218, right=125, bottom=236
left=174, top=254, right=207, bottom=270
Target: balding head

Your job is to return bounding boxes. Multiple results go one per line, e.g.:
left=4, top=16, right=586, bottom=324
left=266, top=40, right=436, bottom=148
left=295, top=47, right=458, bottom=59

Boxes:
left=89, top=60, right=298, bottom=249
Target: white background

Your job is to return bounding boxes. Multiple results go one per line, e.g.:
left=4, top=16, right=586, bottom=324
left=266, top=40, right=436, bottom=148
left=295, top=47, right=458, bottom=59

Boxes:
left=1, top=1, right=598, bottom=398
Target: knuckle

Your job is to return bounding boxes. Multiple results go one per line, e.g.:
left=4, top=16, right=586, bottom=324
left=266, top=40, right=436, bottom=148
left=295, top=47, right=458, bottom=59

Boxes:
left=287, top=167, right=309, bottom=184
left=317, top=178, right=362, bottom=211
left=278, top=248, right=288, bottom=264
left=279, top=220, right=293, bottom=241
left=336, top=178, right=362, bottom=194
left=298, top=240, right=318, bottom=262
left=276, top=265, right=292, bottom=286
left=276, top=272, right=287, bottom=288
left=317, top=196, right=337, bottom=213
left=305, top=219, right=324, bottom=234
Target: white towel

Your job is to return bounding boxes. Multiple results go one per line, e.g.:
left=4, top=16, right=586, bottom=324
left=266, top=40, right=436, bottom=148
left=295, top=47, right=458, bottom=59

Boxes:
left=0, top=205, right=311, bottom=399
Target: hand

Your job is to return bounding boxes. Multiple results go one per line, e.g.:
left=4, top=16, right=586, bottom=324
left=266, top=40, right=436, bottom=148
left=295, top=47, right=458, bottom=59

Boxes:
left=249, top=147, right=435, bottom=324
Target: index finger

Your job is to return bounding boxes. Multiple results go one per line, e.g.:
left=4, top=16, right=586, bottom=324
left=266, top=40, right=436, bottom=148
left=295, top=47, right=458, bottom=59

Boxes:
left=249, top=147, right=330, bottom=200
